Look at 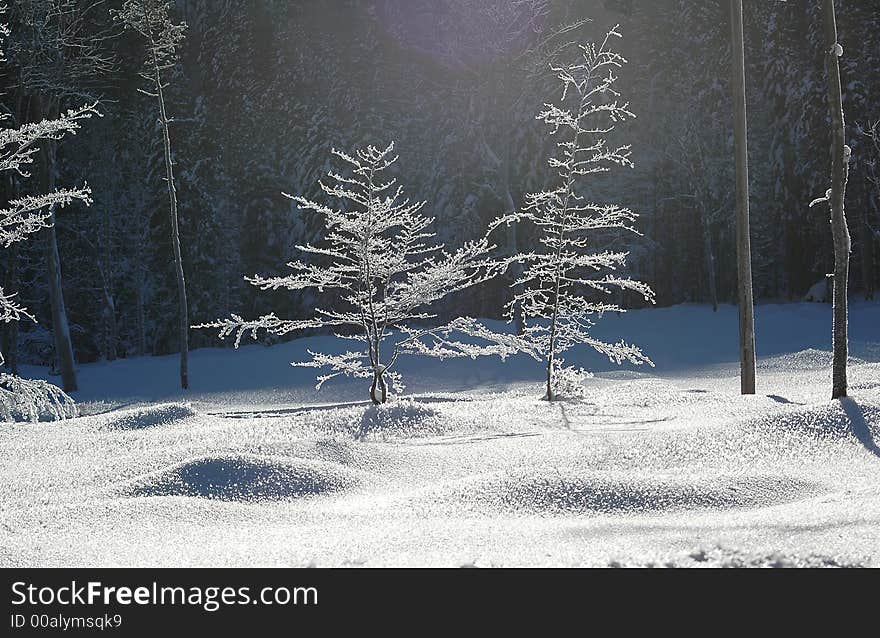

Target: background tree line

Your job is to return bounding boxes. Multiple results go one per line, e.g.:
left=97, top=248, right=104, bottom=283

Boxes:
left=1, top=0, right=878, bottom=373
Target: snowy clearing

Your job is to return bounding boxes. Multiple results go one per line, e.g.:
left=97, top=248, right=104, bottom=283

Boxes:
left=1, top=302, right=879, bottom=567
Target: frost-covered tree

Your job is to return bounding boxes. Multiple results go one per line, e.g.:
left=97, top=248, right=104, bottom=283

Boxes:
left=198, top=142, right=506, bottom=404
left=0, top=2, right=91, bottom=420
left=5, top=0, right=113, bottom=392
left=462, top=27, right=654, bottom=401
left=114, top=0, right=190, bottom=389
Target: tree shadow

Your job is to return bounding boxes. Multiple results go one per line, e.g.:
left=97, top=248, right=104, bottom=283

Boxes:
left=211, top=395, right=467, bottom=420
left=213, top=400, right=370, bottom=419
left=767, top=394, right=802, bottom=405
left=840, top=397, right=880, bottom=459
left=400, top=432, right=543, bottom=446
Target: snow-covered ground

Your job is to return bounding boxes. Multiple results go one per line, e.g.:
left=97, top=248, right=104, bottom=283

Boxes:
left=1, top=302, right=879, bottom=567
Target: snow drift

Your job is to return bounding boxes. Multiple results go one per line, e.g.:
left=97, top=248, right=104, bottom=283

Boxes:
left=126, top=454, right=361, bottom=501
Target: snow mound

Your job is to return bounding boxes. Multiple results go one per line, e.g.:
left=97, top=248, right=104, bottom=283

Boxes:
left=126, top=454, right=359, bottom=501
left=102, top=403, right=198, bottom=430
left=358, top=400, right=442, bottom=438
left=480, top=473, right=815, bottom=514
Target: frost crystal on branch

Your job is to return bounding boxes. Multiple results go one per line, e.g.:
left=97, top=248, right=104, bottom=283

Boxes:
left=462, top=26, right=655, bottom=401
left=198, top=143, right=507, bottom=404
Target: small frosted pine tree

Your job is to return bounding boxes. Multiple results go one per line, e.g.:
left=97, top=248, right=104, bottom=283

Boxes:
left=0, top=2, right=94, bottom=420
left=458, top=27, right=655, bottom=401
left=197, top=143, right=507, bottom=404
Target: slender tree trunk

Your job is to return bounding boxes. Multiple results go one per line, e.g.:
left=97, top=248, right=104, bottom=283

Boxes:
left=135, top=267, right=147, bottom=357
left=870, top=190, right=879, bottom=298
left=729, top=0, right=756, bottom=395
left=44, top=214, right=78, bottom=391
left=3, top=171, right=20, bottom=374
left=701, top=213, right=719, bottom=312
left=100, top=200, right=117, bottom=361
left=822, top=0, right=850, bottom=400
left=859, top=181, right=874, bottom=300
left=153, top=66, right=189, bottom=389
left=545, top=234, right=567, bottom=403
left=36, top=96, right=77, bottom=392
left=3, top=243, right=19, bottom=375
left=101, top=288, right=117, bottom=361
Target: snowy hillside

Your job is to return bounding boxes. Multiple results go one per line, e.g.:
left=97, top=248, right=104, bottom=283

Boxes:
left=2, top=302, right=879, bottom=567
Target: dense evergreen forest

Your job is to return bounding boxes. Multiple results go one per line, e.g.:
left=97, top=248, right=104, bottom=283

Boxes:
left=1, top=0, right=878, bottom=371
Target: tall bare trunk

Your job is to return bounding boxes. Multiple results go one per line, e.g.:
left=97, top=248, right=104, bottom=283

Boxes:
left=730, top=0, right=756, bottom=395
left=859, top=181, right=874, bottom=300
left=44, top=212, right=78, bottom=391
left=3, top=171, right=20, bottom=374
left=3, top=243, right=19, bottom=374
left=36, top=95, right=77, bottom=392
left=135, top=266, right=147, bottom=357
left=101, top=288, right=117, bottom=361
left=822, top=0, right=850, bottom=400
left=153, top=64, right=189, bottom=389
left=701, top=213, right=718, bottom=312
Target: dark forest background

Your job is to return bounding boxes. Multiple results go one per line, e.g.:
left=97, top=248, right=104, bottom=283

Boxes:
left=1, top=0, right=879, bottom=369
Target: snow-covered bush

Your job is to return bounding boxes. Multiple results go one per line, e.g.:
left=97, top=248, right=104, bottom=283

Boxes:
left=457, top=27, right=655, bottom=401
left=198, top=142, right=508, bottom=404
left=0, top=2, right=94, bottom=421
left=0, top=373, right=76, bottom=422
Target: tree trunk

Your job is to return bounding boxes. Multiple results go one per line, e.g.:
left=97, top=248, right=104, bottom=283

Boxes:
left=99, top=196, right=117, bottom=361
left=44, top=215, right=78, bottom=391
left=370, top=368, right=387, bottom=405
left=729, top=0, right=757, bottom=395
left=102, top=288, right=117, bottom=361
left=822, top=0, right=851, bottom=400
left=3, top=243, right=20, bottom=375
left=36, top=95, right=77, bottom=392
left=3, top=170, right=20, bottom=374
left=154, top=68, right=189, bottom=389
left=545, top=359, right=555, bottom=402
left=859, top=181, right=875, bottom=300
left=870, top=190, right=880, bottom=298
left=135, top=267, right=147, bottom=357
left=701, top=213, right=719, bottom=312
